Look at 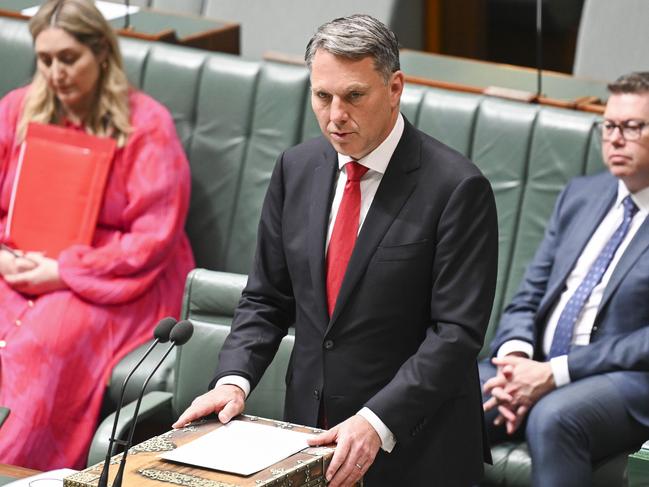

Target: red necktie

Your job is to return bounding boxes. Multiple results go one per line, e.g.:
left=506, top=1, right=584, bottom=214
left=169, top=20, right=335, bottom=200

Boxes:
left=326, top=161, right=369, bottom=317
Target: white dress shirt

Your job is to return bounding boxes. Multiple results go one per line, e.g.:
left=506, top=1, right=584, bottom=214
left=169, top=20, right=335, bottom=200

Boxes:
left=218, top=114, right=405, bottom=452
left=498, top=180, right=649, bottom=386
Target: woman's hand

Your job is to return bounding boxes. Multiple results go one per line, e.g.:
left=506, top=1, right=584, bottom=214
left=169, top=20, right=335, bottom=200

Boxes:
left=3, top=252, right=68, bottom=295
left=0, top=248, right=38, bottom=277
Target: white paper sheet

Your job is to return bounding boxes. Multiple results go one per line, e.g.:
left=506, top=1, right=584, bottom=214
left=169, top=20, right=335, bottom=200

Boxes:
left=21, top=1, right=139, bottom=21
left=161, top=420, right=314, bottom=476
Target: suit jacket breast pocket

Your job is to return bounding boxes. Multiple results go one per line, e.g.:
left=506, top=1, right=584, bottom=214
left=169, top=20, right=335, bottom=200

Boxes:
left=374, top=239, right=429, bottom=262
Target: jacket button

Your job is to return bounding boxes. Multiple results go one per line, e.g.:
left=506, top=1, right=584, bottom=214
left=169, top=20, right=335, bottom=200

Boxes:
left=324, top=340, right=334, bottom=350
left=313, top=389, right=320, bottom=400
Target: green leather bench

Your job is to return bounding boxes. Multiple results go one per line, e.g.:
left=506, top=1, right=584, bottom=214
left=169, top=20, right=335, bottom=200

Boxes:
left=0, top=15, right=632, bottom=485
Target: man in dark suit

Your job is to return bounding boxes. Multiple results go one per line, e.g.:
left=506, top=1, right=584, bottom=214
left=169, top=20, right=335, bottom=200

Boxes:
left=482, top=72, right=649, bottom=487
left=175, top=14, right=498, bottom=486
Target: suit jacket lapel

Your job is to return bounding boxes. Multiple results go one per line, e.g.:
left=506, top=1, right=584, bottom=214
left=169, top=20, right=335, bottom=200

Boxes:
left=308, top=145, right=338, bottom=325
left=327, top=121, right=421, bottom=331
left=538, top=182, right=617, bottom=317
left=598, top=214, right=649, bottom=315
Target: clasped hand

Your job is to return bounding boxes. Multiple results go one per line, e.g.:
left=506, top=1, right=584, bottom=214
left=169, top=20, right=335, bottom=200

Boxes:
left=0, top=248, right=66, bottom=295
left=482, top=355, right=556, bottom=434
left=174, top=385, right=380, bottom=487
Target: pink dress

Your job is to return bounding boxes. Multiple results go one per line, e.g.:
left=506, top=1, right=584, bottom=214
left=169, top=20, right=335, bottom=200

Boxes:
left=0, top=87, right=195, bottom=469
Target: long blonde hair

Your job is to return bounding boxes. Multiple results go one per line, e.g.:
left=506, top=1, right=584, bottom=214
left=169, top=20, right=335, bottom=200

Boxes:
left=18, top=0, right=131, bottom=146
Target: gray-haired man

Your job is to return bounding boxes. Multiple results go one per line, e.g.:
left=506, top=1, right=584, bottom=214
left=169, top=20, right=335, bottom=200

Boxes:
left=176, top=15, right=498, bottom=486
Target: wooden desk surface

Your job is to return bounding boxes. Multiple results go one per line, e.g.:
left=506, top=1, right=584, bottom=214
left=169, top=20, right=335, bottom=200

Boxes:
left=0, top=1, right=239, bottom=54
left=0, top=463, right=40, bottom=479
left=400, top=49, right=608, bottom=112
left=0, top=0, right=31, bottom=19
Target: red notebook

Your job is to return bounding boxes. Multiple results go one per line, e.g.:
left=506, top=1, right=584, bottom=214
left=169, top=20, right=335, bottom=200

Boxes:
left=5, top=122, right=116, bottom=258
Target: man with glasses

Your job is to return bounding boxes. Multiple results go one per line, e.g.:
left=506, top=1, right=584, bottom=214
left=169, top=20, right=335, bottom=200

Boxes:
left=480, top=71, right=649, bottom=486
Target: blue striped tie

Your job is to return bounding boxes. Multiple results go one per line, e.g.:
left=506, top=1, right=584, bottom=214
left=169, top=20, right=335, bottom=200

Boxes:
left=548, top=195, right=639, bottom=358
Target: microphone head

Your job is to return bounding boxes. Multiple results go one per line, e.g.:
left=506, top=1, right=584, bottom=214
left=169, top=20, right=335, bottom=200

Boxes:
left=169, top=320, right=194, bottom=346
left=153, top=317, right=177, bottom=343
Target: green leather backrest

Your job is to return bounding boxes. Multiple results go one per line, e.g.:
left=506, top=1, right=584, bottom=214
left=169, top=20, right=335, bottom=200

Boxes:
left=0, top=18, right=34, bottom=98
left=471, top=99, right=538, bottom=330
left=300, top=87, right=322, bottom=142
left=172, top=321, right=229, bottom=416
left=178, top=269, right=293, bottom=420
left=119, top=37, right=151, bottom=90
left=186, top=55, right=261, bottom=271
left=586, top=129, right=606, bottom=175
left=504, top=109, right=600, bottom=310
left=181, top=269, right=249, bottom=326
left=399, top=84, right=425, bottom=124
left=141, top=44, right=206, bottom=152
left=224, top=62, right=310, bottom=274
left=0, top=407, right=9, bottom=429
left=417, top=88, right=482, bottom=156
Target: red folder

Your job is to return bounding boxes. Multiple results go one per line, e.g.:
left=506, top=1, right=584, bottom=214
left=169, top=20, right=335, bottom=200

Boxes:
left=5, top=122, right=116, bottom=258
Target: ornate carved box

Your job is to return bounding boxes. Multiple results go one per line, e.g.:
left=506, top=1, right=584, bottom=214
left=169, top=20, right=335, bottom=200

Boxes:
left=65, top=416, right=362, bottom=487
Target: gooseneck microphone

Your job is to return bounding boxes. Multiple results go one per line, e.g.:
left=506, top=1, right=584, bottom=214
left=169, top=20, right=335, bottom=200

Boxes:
left=535, top=0, right=543, bottom=98
left=124, top=0, right=130, bottom=30
left=112, top=320, right=194, bottom=487
left=97, top=317, right=177, bottom=487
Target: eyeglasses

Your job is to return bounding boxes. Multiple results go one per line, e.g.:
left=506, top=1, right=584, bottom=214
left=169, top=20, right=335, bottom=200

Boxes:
left=597, top=120, right=649, bottom=141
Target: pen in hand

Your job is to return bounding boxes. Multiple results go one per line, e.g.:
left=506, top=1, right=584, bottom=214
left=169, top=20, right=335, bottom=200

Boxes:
left=0, top=243, right=38, bottom=264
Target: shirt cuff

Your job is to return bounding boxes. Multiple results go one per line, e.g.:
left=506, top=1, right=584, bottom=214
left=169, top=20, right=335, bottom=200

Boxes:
left=215, top=375, right=251, bottom=398
left=497, top=340, right=534, bottom=359
left=358, top=407, right=396, bottom=453
left=549, top=355, right=571, bottom=387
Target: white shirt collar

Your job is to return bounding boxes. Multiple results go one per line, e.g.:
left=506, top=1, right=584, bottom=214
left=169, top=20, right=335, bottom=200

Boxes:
left=336, top=113, right=405, bottom=174
left=618, top=180, right=649, bottom=213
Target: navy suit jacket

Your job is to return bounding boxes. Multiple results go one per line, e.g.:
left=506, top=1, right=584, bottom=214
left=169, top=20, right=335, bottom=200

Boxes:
left=215, top=119, right=499, bottom=484
left=491, top=171, right=649, bottom=427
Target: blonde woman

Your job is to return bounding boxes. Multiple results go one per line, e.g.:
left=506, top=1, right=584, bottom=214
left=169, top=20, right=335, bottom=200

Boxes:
left=0, top=0, right=194, bottom=469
